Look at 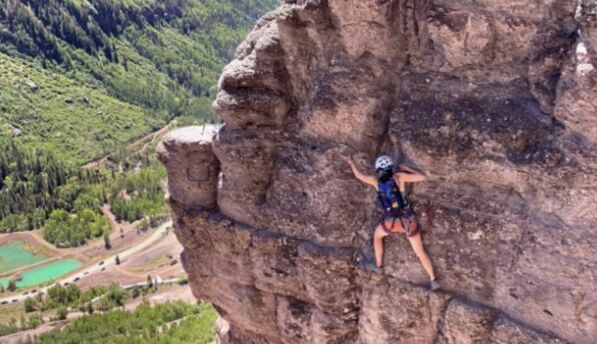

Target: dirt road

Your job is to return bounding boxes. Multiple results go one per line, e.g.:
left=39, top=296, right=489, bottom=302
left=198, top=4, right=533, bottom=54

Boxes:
left=82, top=119, right=177, bottom=169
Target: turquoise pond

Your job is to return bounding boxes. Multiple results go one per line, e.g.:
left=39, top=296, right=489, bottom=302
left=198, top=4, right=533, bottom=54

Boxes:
left=0, top=259, right=82, bottom=288
left=0, top=240, right=48, bottom=274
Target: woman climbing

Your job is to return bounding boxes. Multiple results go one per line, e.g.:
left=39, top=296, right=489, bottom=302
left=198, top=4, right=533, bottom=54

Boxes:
left=345, top=155, right=440, bottom=291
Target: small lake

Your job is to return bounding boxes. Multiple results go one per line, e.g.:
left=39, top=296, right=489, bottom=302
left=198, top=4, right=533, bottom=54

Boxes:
left=0, top=240, right=48, bottom=274
left=0, top=259, right=82, bottom=288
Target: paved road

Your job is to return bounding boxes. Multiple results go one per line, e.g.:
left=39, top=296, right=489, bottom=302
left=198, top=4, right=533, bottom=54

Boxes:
left=0, top=221, right=172, bottom=304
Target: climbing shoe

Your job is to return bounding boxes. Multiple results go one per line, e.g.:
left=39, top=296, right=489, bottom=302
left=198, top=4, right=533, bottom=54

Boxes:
left=364, top=261, right=383, bottom=275
left=430, top=278, right=441, bottom=291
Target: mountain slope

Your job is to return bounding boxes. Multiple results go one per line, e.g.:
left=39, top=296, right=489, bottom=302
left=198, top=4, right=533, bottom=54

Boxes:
left=0, top=52, right=153, bottom=163
left=0, top=0, right=279, bottom=164
left=0, top=0, right=278, bottom=234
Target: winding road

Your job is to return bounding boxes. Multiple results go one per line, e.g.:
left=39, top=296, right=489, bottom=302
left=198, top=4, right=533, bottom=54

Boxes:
left=0, top=221, right=172, bottom=304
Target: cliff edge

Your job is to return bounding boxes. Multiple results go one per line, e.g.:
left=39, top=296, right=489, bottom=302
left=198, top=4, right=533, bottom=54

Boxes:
left=158, top=1, right=597, bottom=343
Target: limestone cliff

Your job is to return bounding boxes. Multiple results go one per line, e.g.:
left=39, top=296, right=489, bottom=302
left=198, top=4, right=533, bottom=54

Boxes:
left=157, top=1, right=597, bottom=343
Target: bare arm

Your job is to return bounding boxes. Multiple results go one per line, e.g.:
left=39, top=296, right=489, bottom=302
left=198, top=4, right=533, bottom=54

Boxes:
left=345, top=158, right=377, bottom=188
left=395, top=165, right=426, bottom=191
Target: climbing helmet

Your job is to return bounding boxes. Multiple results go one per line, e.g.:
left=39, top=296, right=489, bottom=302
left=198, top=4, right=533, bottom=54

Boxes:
left=375, top=155, right=394, bottom=172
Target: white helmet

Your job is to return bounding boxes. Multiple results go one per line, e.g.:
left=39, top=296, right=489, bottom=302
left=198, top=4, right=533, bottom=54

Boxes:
left=375, top=155, right=394, bottom=171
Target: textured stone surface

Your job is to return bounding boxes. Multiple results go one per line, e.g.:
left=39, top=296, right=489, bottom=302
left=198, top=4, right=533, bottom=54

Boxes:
left=159, top=1, right=597, bottom=343
left=157, top=125, right=220, bottom=211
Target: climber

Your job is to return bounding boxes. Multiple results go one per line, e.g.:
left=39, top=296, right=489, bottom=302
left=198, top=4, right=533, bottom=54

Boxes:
left=345, top=155, right=440, bottom=291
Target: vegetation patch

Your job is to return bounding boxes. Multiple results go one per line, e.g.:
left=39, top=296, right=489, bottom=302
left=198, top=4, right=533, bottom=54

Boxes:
left=0, top=312, right=43, bottom=337
left=0, top=138, right=168, bottom=247
left=126, top=255, right=171, bottom=273
left=22, top=301, right=217, bottom=344
left=0, top=53, right=155, bottom=164
left=0, top=0, right=279, bottom=164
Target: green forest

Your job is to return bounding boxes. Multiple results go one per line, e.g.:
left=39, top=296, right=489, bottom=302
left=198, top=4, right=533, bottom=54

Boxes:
left=23, top=301, right=217, bottom=344
left=0, top=0, right=278, bottom=241
left=0, top=281, right=196, bottom=337
left=0, top=138, right=168, bottom=247
left=0, top=0, right=278, bottom=164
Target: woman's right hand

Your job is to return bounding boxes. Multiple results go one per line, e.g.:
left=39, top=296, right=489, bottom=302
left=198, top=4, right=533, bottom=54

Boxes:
left=342, top=155, right=355, bottom=167
left=343, top=155, right=378, bottom=187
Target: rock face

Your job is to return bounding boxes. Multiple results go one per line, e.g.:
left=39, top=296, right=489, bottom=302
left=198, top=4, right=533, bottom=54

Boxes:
left=158, top=1, right=597, bottom=343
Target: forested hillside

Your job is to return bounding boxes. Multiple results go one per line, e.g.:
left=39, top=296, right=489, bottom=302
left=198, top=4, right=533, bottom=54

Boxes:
left=0, top=137, right=169, bottom=246
left=0, top=0, right=278, bottom=163
left=0, top=0, right=278, bottom=234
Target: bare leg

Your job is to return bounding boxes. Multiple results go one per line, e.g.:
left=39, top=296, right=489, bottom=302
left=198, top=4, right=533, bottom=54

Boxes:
left=407, top=232, right=436, bottom=281
left=373, top=224, right=388, bottom=267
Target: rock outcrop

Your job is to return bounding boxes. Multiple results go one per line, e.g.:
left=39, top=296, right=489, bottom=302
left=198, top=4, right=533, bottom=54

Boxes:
left=158, top=1, right=597, bottom=343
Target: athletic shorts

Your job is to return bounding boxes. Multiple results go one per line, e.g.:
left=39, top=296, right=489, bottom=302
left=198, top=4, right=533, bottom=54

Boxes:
left=382, top=209, right=419, bottom=237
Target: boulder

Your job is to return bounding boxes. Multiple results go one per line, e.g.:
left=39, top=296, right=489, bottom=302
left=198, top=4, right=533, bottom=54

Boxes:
left=25, top=81, right=38, bottom=91
left=157, top=125, right=220, bottom=212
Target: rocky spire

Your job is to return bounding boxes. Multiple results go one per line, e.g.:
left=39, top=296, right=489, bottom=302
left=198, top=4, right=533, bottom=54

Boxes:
left=159, top=1, right=597, bottom=343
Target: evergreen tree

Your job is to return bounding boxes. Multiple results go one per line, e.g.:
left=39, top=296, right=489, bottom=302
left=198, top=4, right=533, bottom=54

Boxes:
left=103, top=232, right=111, bottom=250
left=24, top=297, right=37, bottom=313
left=56, top=306, right=68, bottom=320
left=7, top=280, right=17, bottom=291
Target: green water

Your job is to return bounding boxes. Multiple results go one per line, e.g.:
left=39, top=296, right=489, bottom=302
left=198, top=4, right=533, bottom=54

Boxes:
left=0, top=259, right=81, bottom=288
left=0, top=240, right=48, bottom=274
